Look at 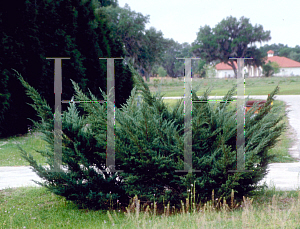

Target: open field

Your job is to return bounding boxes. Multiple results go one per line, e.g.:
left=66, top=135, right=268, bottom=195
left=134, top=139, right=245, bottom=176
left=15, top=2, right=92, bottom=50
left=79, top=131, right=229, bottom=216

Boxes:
left=143, top=76, right=300, bottom=97
left=1, top=184, right=300, bottom=228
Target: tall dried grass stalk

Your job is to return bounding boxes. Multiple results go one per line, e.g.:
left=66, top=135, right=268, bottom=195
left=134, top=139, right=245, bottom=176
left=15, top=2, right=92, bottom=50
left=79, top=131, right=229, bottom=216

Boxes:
left=231, top=189, right=234, bottom=209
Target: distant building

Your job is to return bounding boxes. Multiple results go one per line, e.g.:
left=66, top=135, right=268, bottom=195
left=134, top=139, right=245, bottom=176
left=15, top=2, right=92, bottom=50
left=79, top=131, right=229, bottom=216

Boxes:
left=264, top=50, right=300, bottom=76
left=215, top=50, right=300, bottom=78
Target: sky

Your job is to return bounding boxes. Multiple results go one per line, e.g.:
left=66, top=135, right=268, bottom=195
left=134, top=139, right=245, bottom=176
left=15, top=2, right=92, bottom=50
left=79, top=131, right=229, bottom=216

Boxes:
left=117, top=0, right=300, bottom=48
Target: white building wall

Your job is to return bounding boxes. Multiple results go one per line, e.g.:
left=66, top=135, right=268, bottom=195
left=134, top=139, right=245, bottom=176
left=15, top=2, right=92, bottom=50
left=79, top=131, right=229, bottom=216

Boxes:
left=216, top=70, right=235, bottom=78
left=216, top=67, right=249, bottom=78
left=217, top=66, right=300, bottom=78
left=273, top=67, right=300, bottom=76
left=259, top=67, right=263, bottom=76
left=245, top=65, right=263, bottom=77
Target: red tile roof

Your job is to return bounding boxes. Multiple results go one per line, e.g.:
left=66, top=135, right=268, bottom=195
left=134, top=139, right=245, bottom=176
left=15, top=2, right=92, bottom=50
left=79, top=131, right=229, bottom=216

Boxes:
left=215, top=54, right=300, bottom=70
left=267, top=56, right=300, bottom=68
left=215, top=62, right=238, bottom=70
left=267, top=50, right=274, bottom=54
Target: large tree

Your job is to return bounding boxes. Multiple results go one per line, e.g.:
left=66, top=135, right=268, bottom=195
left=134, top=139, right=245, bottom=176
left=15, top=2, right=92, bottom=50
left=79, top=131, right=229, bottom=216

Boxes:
left=99, top=4, right=148, bottom=68
left=159, top=39, right=182, bottom=78
left=100, top=4, right=170, bottom=81
left=191, top=16, right=271, bottom=78
left=160, top=39, right=203, bottom=78
left=138, top=27, right=170, bottom=81
left=0, top=0, right=134, bottom=138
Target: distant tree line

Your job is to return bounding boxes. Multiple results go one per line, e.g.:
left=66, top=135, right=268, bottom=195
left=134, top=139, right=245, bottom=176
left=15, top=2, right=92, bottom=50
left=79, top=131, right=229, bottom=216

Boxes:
left=1, top=1, right=299, bottom=138
left=259, top=43, right=300, bottom=62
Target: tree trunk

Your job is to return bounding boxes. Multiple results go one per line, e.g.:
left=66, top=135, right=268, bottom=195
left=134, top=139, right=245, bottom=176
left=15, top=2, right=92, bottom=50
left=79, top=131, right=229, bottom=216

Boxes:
left=233, top=67, right=238, bottom=79
left=228, top=61, right=238, bottom=79
left=144, top=71, right=150, bottom=82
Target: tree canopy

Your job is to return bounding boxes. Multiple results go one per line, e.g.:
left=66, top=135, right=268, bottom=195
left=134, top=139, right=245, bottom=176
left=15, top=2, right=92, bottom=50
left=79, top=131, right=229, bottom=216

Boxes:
left=0, top=0, right=134, bottom=138
left=263, top=61, right=280, bottom=77
left=100, top=4, right=170, bottom=81
left=159, top=39, right=205, bottom=78
left=191, top=16, right=271, bottom=78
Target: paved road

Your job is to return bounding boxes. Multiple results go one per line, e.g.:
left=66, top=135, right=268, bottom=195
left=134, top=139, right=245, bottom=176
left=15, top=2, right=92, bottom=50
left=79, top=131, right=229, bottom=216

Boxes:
left=246, top=95, right=300, bottom=191
left=1, top=95, right=300, bottom=191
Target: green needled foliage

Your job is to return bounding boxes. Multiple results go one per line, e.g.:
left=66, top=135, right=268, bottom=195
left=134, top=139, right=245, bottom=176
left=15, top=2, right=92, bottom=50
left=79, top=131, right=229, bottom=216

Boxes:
left=15, top=70, right=128, bottom=210
left=15, top=63, right=286, bottom=211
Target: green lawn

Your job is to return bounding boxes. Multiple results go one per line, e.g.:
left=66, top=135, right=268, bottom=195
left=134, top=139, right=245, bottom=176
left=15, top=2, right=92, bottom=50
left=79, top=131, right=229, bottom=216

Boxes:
left=145, top=76, right=300, bottom=97
left=0, top=132, right=48, bottom=166
left=1, top=184, right=300, bottom=228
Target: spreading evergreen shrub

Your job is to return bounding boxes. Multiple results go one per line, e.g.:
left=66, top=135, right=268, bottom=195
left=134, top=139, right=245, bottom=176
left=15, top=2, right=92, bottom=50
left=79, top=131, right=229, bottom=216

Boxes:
left=16, top=64, right=286, bottom=210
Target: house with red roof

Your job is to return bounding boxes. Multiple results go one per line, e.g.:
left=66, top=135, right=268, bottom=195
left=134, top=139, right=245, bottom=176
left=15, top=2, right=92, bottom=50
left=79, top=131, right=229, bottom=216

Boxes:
left=215, top=50, right=300, bottom=78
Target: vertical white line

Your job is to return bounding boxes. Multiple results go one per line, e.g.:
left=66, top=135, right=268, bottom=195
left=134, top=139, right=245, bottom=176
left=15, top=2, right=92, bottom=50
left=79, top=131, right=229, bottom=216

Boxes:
left=47, top=57, right=70, bottom=172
